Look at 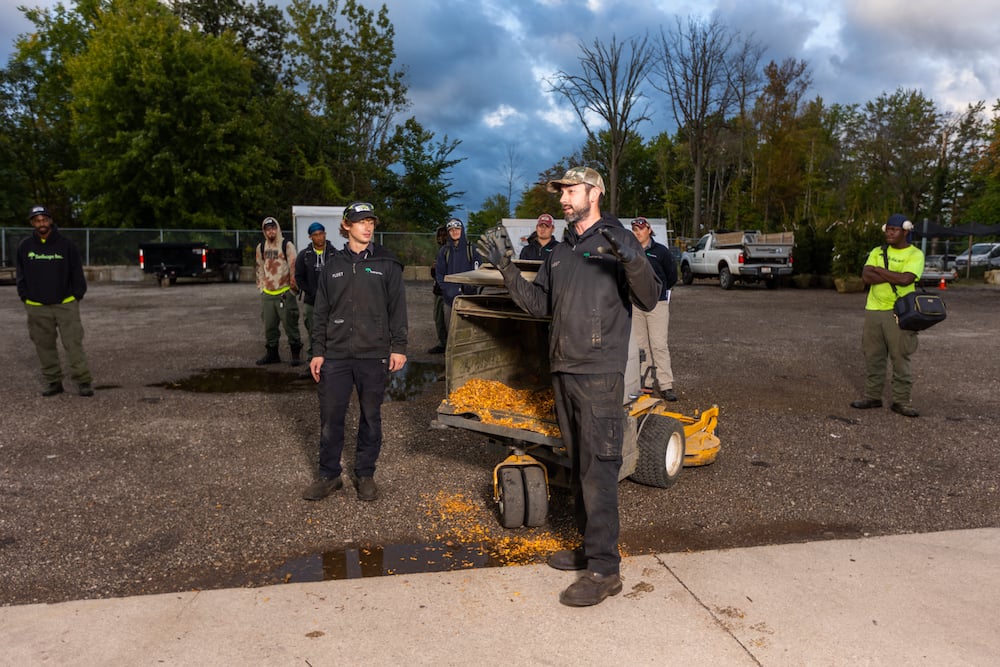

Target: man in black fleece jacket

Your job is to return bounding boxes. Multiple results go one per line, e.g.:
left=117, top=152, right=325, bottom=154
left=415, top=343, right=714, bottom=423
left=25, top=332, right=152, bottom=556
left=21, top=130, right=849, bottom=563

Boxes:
left=479, top=167, right=660, bottom=607
left=303, top=202, right=408, bottom=503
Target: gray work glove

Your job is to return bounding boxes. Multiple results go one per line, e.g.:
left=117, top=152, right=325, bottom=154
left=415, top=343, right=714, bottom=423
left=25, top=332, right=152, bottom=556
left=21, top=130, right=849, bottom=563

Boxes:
left=598, top=228, right=639, bottom=263
left=476, top=224, right=515, bottom=270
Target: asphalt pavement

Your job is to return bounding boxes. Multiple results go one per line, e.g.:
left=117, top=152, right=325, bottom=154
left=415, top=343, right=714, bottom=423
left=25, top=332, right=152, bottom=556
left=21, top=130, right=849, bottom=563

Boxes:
left=5, top=527, right=999, bottom=666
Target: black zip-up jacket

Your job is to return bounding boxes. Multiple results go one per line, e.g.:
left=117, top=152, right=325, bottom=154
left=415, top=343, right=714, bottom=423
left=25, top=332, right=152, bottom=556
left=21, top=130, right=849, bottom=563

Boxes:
left=311, top=243, right=408, bottom=360
left=519, top=233, right=560, bottom=261
left=643, top=240, right=677, bottom=300
left=294, top=241, right=335, bottom=306
left=16, top=227, right=88, bottom=305
left=500, top=212, right=660, bottom=374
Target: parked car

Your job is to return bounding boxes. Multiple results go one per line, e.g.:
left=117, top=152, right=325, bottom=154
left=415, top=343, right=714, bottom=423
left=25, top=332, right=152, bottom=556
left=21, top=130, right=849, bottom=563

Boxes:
left=954, top=243, right=1000, bottom=270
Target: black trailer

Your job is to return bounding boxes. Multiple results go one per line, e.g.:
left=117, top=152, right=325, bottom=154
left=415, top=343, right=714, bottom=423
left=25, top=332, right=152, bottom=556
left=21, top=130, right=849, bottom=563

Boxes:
left=139, top=242, right=242, bottom=286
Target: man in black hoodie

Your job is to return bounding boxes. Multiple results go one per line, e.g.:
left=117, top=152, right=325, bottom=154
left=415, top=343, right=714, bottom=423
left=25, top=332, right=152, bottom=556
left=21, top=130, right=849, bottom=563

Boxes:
left=303, top=202, right=408, bottom=503
left=434, top=218, right=480, bottom=337
left=479, top=167, right=660, bottom=607
left=16, top=206, right=94, bottom=397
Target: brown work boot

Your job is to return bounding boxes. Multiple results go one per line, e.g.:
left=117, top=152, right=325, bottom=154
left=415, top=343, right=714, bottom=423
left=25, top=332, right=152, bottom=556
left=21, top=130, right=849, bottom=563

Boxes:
left=547, top=548, right=587, bottom=571
left=559, top=571, right=623, bottom=607
left=301, top=476, right=343, bottom=501
left=356, top=476, right=377, bottom=501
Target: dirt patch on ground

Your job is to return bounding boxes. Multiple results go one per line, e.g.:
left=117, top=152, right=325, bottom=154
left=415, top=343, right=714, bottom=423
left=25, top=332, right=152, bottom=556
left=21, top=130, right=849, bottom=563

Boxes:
left=1, top=277, right=998, bottom=605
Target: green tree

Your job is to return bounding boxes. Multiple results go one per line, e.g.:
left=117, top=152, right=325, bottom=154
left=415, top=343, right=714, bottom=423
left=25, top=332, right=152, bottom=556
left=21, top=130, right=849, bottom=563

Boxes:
left=467, top=194, right=510, bottom=235
left=377, top=118, right=463, bottom=232
left=286, top=0, right=407, bottom=200
left=853, top=88, right=941, bottom=219
left=966, top=100, right=1000, bottom=223
left=63, top=0, right=273, bottom=227
left=0, top=0, right=98, bottom=222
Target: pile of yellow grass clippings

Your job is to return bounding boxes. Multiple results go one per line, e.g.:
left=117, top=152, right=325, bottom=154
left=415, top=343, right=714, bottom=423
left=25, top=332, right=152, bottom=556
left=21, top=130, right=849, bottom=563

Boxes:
left=447, top=378, right=561, bottom=437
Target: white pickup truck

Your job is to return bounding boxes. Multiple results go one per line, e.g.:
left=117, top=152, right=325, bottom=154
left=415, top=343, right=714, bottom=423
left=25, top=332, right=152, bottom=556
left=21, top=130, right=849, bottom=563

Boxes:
left=680, top=230, right=794, bottom=289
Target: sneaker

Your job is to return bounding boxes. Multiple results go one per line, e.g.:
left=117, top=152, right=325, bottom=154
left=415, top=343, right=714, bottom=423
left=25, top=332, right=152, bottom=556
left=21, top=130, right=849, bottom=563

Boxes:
left=356, top=476, right=378, bottom=501
left=660, top=388, right=678, bottom=402
left=78, top=383, right=94, bottom=397
left=850, top=398, right=883, bottom=409
left=547, top=548, right=587, bottom=571
left=426, top=344, right=446, bottom=354
left=41, top=382, right=64, bottom=397
left=559, top=571, right=623, bottom=607
left=891, top=403, right=919, bottom=418
left=301, top=476, right=343, bottom=501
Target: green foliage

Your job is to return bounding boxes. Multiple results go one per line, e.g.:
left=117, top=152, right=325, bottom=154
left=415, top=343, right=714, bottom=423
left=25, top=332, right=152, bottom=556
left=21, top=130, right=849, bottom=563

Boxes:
left=468, top=194, right=509, bottom=235
left=377, top=118, right=463, bottom=232
left=789, top=219, right=834, bottom=275
left=830, top=219, right=882, bottom=277
left=62, top=0, right=273, bottom=228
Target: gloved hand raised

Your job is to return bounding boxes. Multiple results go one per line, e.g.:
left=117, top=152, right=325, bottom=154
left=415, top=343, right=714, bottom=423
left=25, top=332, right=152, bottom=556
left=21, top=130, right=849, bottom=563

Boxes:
left=598, top=228, right=639, bottom=263
left=476, top=224, right=514, bottom=270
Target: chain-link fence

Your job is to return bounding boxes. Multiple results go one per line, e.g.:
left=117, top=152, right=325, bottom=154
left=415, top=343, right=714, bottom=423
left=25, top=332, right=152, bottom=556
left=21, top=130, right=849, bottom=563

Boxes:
left=1, top=227, right=443, bottom=268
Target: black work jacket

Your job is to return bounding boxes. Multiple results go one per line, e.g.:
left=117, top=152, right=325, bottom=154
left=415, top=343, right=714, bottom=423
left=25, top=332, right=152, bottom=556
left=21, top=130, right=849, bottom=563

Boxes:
left=501, top=212, right=660, bottom=374
left=311, top=243, right=408, bottom=359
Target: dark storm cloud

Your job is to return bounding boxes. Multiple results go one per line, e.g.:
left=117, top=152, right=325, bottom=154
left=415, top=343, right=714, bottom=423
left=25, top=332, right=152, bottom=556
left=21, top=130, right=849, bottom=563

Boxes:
left=3, top=0, right=996, bottom=217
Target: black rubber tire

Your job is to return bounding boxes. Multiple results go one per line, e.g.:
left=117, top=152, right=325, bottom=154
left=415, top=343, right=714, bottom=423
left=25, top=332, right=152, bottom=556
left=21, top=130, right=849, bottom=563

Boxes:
left=681, top=262, right=694, bottom=285
left=522, top=466, right=548, bottom=527
left=498, top=467, right=525, bottom=528
left=719, top=266, right=733, bottom=290
left=630, top=413, right=686, bottom=488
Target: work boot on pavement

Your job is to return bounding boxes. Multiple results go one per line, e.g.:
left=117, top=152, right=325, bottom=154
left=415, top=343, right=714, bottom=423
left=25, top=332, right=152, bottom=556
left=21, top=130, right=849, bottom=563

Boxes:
left=356, top=476, right=378, bottom=501
left=256, top=345, right=280, bottom=365
left=290, top=344, right=303, bottom=367
left=559, top=571, right=623, bottom=607
left=301, top=476, right=343, bottom=501
left=78, top=383, right=94, bottom=397
left=547, top=548, right=587, bottom=571
left=41, top=382, right=64, bottom=397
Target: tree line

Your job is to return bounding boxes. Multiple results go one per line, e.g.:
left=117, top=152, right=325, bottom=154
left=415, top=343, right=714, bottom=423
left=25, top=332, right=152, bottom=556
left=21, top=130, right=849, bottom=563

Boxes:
left=2, top=3, right=998, bottom=275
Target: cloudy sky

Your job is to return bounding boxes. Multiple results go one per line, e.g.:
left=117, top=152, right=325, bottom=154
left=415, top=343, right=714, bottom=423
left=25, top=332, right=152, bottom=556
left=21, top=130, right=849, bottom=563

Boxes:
left=3, top=0, right=998, bottom=217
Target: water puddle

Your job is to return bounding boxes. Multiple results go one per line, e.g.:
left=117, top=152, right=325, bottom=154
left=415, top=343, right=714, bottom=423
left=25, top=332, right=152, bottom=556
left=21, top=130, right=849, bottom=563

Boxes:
left=274, top=541, right=499, bottom=583
left=149, top=361, right=443, bottom=401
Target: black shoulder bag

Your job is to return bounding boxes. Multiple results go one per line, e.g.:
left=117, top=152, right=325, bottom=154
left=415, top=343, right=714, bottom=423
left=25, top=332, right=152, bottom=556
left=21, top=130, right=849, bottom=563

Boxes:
left=882, top=246, right=947, bottom=331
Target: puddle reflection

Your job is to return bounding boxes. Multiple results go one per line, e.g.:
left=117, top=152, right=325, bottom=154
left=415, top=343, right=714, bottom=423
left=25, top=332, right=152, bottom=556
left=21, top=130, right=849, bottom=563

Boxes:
left=149, top=361, right=443, bottom=401
left=275, top=541, right=499, bottom=582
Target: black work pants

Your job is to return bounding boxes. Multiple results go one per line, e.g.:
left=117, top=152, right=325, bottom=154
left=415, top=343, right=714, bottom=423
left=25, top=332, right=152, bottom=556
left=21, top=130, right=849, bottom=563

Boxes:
left=317, top=358, right=387, bottom=480
left=551, top=372, right=624, bottom=576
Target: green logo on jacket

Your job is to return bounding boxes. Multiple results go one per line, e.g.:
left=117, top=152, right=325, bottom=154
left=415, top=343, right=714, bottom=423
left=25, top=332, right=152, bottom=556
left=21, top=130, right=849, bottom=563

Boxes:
left=27, top=251, right=65, bottom=261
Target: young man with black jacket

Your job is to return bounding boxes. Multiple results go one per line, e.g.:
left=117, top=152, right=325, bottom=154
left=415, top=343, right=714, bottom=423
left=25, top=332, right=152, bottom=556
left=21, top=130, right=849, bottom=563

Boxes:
left=303, top=202, right=408, bottom=502
left=478, top=167, right=660, bottom=607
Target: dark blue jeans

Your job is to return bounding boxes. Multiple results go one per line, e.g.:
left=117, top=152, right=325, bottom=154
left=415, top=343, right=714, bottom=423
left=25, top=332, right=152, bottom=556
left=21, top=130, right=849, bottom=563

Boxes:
left=317, top=358, right=388, bottom=480
left=551, top=372, right=625, bottom=576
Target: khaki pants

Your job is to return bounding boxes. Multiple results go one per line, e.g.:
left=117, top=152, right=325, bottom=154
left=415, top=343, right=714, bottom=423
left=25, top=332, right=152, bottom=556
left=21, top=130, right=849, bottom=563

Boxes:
left=862, top=309, right=918, bottom=405
left=626, top=299, right=672, bottom=395
left=25, top=300, right=92, bottom=385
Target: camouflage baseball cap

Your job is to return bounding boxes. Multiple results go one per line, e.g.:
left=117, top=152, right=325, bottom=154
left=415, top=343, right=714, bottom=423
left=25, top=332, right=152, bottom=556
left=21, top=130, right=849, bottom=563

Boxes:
left=546, top=166, right=606, bottom=195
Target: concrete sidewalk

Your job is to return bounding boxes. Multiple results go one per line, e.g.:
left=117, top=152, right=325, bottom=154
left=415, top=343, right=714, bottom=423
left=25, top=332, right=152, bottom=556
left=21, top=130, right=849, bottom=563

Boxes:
left=4, top=528, right=999, bottom=666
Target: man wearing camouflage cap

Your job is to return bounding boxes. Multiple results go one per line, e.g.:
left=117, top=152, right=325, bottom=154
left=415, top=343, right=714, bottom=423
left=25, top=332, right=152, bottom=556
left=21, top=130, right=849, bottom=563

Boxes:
left=478, top=166, right=661, bottom=607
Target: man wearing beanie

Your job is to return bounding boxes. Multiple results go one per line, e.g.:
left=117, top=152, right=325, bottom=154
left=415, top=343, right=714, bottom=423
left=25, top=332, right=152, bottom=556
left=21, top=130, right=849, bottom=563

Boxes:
left=294, top=221, right=335, bottom=357
left=850, top=213, right=925, bottom=417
